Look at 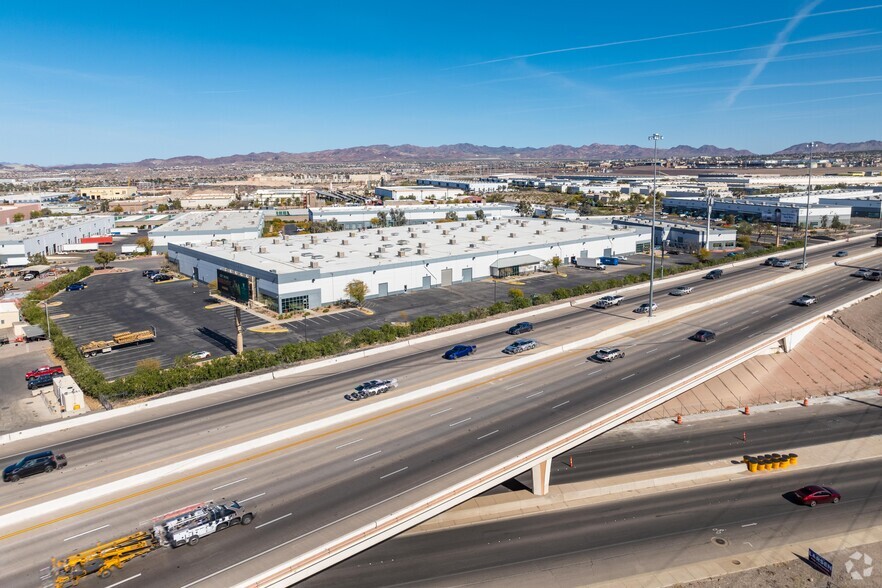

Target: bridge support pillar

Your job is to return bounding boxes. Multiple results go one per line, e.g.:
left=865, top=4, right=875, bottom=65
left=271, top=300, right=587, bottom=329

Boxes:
left=531, top=458, right=552, bottom=496
left=779, top=320, right=821, bottom=353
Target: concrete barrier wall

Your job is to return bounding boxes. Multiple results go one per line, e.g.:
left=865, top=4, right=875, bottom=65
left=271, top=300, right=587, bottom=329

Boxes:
left=2, top=236, right=875, bottom=446
left=235, top=283, right=882, bottom=587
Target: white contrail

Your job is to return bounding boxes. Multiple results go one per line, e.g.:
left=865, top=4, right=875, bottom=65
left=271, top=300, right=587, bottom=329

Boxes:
left=448, top=3, right=882, bottom=69
left=724, top=0, right=823, bottom=107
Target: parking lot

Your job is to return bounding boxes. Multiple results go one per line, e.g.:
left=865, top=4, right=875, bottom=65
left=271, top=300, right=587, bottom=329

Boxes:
left=48, top=254, right=677, bottom=380
left=0, top=340, right=58, bottom=434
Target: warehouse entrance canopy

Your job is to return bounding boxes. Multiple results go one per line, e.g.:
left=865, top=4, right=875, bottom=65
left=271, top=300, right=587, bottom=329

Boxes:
left=490, top=254, right=542, bottom=278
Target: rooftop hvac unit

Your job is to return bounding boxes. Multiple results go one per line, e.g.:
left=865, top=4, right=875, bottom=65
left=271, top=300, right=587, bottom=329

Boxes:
left=470, top=227, right=477, bottom=232
left=337, top=251, right=345, bottom=258
left=520, top=221, right=527, bottom=227
left=419, top=242, right=427, bottom=248
left=481, top=235, right=489, bottom=241
left=397, top=250, right=406, bottom=257
left=583, top=224, right=588, bottom=229
left=469, top=243, right=477, bottom=248
left=442, top=229, right=449, bottom=235
left=291, top=255, right=300, bottom=263
left=509, top=232, right=516, bottom=238
left=310, top=235, right=318, bottom=243
left=410, top=232, right=417, bottom=238
left=535, top=230, right=541, bottom=235
left=370, top=252, right=381, bottom=258
left=341, top=239, right=349, bottom=245
left=381, top=235, right=389, bottom=241
left=417, top=248, right=427, bottom=255
left=361, top=234, right=369, bottom=239
left=377, top=247, right=384, bottom=252
left=312, top=254, right=324, bottom=259
left=309, top=261, right=320, bottom=268
left=559, top=227, right=566, bottom=232
left=259, top=246, right=268, bottom=253
left=448, top=239, right=456, bottom=245
left=302, top=243, right=310, bottom=249
left=422, top=229, right=430, bottom=233
left=272, top=239, right=278, bottom=244
left=543, top=220, right=549, bottom=225
left=349, top=232, right=356, bottom=237
left=397, top=240, right=408, bottom=245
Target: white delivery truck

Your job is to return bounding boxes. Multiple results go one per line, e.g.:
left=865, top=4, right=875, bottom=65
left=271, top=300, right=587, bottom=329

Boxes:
left=153, top=500, right=254, bottom=547
left=575, top=256, right=606, bottom=270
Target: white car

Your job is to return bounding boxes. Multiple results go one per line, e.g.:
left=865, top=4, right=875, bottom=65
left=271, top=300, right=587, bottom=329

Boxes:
left=355, top=378, right=398, bottom=396
left=593, top=294, right=624, bottom=309
left=793, top=294, right=818, bottom=306
left=852, top=268, right=873, bottom=278
left=634, top=303, right=659, bottom=313
left=670, top=285, right=693, bottom=296
left=188, top=351, right=212, bottom=360
left=594, top=348, right=625, bottom=362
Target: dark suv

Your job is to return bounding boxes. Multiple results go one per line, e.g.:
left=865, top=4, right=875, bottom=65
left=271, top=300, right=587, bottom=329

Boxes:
left=506, top=322, right=534, bottom=335
left=27, top=373, right=62, bottom=390
left=3, top=450, right=67, bottom=482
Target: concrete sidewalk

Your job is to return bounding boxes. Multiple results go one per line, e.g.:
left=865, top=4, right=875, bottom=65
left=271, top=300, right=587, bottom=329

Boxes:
left=410, top=404, right=882, bottom=534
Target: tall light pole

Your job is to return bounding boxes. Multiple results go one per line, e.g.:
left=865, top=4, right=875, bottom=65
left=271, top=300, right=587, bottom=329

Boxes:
left=648, top=133, right=663, bottom=318
left=801, top=141, right=816, bottom=270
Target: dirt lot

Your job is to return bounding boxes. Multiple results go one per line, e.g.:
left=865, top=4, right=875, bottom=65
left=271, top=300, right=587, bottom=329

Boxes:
left=681, top=540, right=881, bottom=588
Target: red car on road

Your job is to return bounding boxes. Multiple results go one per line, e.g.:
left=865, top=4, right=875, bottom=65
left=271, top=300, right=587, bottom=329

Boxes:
left=25, top=365, right=63, bottom=381
left=794, top=485, right=841, bottom=507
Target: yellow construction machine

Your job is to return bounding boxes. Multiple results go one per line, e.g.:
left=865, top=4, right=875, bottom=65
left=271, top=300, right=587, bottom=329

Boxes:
left=51, top=530, right=158, bottom=587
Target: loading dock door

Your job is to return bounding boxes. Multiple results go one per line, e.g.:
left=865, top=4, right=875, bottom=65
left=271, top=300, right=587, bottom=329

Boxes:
left=422, top=275, right=432, bottom=289
left=441, top=269, right=453, bottom=287
left=378, top=282, right=389, bottom=296
left=462, top=268, right=473, bottom=282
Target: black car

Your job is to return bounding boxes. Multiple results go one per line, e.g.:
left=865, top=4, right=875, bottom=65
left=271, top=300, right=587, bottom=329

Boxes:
left=143, top=269, right=159, bottom=278
left=691, top=329, right=716, bottom=343
left=506, top=322, right=534, bottom=335
left=3, top=450, right=67, bottom=482
left=27, top=373, right=63, bottom=390
left=704, top=269, right=723, bottom=280
left=152, top=274, right=173, bottom=282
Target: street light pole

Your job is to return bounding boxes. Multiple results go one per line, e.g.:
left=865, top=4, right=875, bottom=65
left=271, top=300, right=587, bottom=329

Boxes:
left=801, top=141, right=816, bottom=270
left=648, top=133, right=663, bottom=318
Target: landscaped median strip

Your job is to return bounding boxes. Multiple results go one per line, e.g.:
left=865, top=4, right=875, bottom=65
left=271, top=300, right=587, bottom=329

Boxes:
left=1, top=235, right=877, bottom=449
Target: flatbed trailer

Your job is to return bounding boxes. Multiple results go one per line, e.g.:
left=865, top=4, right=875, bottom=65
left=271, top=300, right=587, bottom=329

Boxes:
left=79, top=327, right=156, bottom=357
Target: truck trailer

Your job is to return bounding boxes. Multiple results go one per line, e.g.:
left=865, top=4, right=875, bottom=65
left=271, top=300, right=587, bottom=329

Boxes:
left=575, top=256, right=606, bottom=270
left=79, top=327, right=156, bottom=357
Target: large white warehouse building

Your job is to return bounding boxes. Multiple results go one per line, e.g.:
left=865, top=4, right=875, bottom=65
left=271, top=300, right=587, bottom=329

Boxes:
left=0, top=215, right=115, bottom=266
left=149, top=210, right=265, bottom=252
left=169, top=218, right=650, bottom=312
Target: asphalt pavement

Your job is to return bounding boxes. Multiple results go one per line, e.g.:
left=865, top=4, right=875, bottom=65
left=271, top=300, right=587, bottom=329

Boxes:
left=0, top=240, right=879, bottom=588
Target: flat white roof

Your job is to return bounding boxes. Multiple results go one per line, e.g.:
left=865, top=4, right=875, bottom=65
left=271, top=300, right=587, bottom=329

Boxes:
left=151, top=211, right=264, bottom=234
left=173, top=217, right=648, bottom=275
left=0, top=215, right=112, bottom=242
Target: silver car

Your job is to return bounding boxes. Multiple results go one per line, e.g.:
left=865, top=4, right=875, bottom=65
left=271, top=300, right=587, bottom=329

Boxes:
left=670, top=285, right=693, bottom=296
left=793, top=294, right=817, bottom=306
left=594, top=348, right=625, bottom=362
left=634, top=303, right=658, bottom=313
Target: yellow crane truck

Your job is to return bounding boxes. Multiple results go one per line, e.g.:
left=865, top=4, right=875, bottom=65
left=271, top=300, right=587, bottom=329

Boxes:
left=51, top=531, right=158, bottom=587
left=78, top=327, right=156, bottom=357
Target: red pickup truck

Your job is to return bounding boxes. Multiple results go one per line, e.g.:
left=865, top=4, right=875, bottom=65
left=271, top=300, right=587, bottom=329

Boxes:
left=25, top=365, right=63, bottom=381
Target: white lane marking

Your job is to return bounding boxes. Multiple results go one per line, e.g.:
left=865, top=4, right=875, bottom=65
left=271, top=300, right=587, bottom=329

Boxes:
left=645, top=347, right=658, bottom=354
left=751, top=310, right=760, bottom=314
left=574, top=361, right=586, bottom=366
left=587, top=369, right=602, bottom=375
left=621, top=374, right=635, bottom=380
left=669, top=354, right=681, bottom=361
left=740, top=326, right=749, bottom=331
left=504, top=382, right=525, bottom=390
left=64, top=524, right=110, bottom=542
left=552, top=401, right=570, bottom=409
left=430, top=407, right=452, bottom=417
left=526, top=390, right=545, bottom=399
left=106, top=575, right=141, bottom=588
left=748, top=332, right=759, bottom=338
left=239, top=493, right=265, bottom=503
left=335, top=438, right=363, bottom=450
left=212, top=478, right=247, bottom=491
left=449, top=418, right=472, bottom=427
left=770, top=313, right=778, bottom=318
left=353, top=450, right=382, bottom=462
left=255, top=513, right=292, bottom=530
left=720, top=321, right=729, bottom=326
left=742, top=522, right=758, bottom=527
left=477, top=430, right=499, bottom=440
left=380, top=467, right=408, bottom=480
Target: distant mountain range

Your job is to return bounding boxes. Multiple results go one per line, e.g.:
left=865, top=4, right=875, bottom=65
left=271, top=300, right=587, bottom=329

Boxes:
left=7, top=140, right=882, bottom=170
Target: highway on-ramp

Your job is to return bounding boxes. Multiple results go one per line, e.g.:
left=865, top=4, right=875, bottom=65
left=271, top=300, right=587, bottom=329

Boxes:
left=0, top=242, right=879, bottom=588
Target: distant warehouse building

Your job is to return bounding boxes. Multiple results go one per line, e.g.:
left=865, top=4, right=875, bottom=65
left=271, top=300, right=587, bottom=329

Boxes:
left=309, top=203, right=520, bottom=230
left=78, top=186, right=137, bottom=201
left=0, top=215, right=115, bottom=266
left=374, top=185, right=464, bottom=201
left=148, top=210, right=265, bottom=253
left=417, top=178, right=507, bottom=193
left=612, top=217, right=737, bottom=252
left=663, top=195, right=851, bottom=227
left=169, top=218, right=650, bottom=312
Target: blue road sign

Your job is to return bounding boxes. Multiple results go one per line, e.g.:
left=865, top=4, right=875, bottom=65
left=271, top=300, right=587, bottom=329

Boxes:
left=809, top=548, right=833, bottom=576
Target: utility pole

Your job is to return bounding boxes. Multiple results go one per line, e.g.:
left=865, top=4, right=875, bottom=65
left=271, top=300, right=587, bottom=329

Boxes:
left=647, top=133, right=663, bottom=318
left=705, top=190, right=713, bottom=250
left=801, top=142, right=816, bottom=270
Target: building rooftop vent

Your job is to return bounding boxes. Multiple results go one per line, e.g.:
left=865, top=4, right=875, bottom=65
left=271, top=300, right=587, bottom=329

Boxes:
left=291, top=255, right=300, bottom=263
left=481, top=235, right=489, bottom=241
left=309, top=260, right=320, bottom=268
left=510, top=232, right=517, bottom=238
left=258, top=246, right=268, bottom=253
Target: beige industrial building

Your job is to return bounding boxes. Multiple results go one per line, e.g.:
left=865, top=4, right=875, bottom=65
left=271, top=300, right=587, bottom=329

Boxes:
left=79, top=186, right=137, bottom=201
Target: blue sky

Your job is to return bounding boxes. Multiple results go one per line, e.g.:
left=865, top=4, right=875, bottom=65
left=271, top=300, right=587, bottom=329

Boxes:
left=2, top=1, right=882, bottom=165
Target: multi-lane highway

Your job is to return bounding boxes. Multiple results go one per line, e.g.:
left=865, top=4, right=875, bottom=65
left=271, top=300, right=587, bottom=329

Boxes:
left=306, top=456, right=882, bottom=587
left=0, top=240, right=879, bottom=587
